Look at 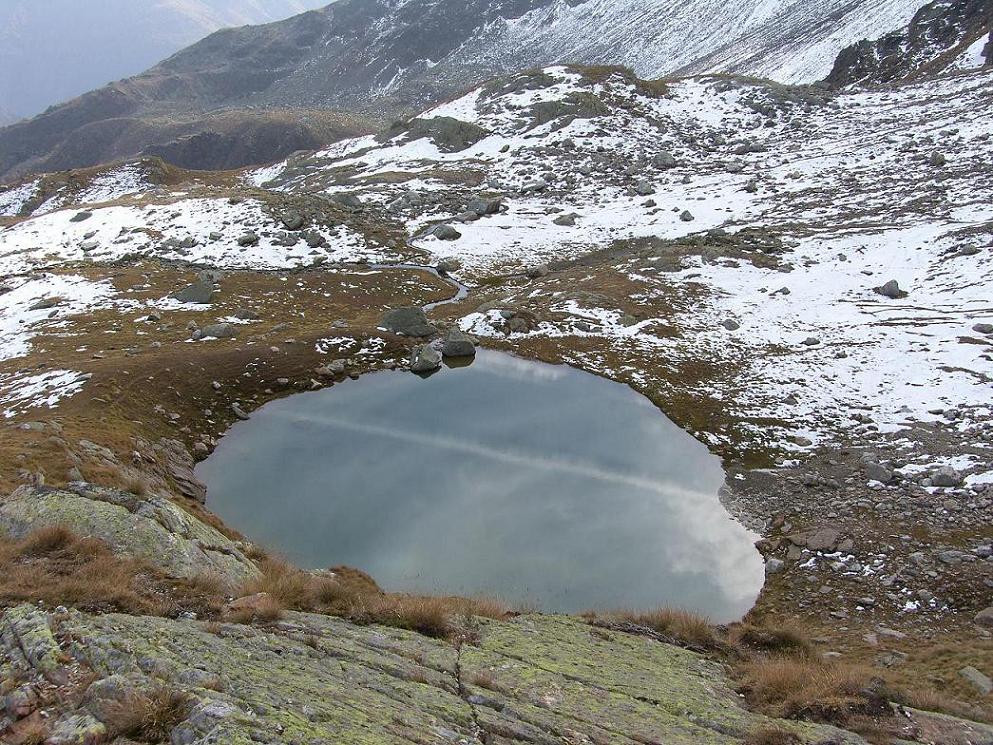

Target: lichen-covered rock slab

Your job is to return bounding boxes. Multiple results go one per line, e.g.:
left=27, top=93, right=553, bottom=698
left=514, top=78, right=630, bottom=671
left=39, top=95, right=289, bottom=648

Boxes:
left=0, top=483, right=257, bottom=586
left=2, top=605, right=866, bottom=745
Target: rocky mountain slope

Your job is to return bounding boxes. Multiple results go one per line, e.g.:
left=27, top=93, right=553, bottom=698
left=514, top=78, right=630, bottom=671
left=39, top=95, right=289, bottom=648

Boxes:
left=0, top=0, right=331, bottom=120
left=827, top=0, right=993, bottom=86
left=0, top=0, right=926, bottom=181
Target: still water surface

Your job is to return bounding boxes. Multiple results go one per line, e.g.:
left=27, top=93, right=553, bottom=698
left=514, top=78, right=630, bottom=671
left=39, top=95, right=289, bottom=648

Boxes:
left=197, top=350, right=763, bottom=620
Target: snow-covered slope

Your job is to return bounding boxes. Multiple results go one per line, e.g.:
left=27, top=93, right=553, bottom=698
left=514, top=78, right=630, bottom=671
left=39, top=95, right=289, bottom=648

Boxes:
left=251, top=62, right=993, bottom=448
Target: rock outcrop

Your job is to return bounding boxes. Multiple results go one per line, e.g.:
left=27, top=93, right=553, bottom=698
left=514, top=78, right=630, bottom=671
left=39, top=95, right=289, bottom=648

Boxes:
left=1, top=604, right=864, bottom=744
left=0, top=483, right=257, bottom=586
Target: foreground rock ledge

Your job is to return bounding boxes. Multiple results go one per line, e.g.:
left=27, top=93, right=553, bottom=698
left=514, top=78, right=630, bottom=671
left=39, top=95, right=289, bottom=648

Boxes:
left=0, top=605, right=863, bottom=744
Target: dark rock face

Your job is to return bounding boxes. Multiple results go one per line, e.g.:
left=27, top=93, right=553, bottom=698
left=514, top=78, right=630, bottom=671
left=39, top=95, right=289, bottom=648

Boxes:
left=826, top=0, right=993, bottom=87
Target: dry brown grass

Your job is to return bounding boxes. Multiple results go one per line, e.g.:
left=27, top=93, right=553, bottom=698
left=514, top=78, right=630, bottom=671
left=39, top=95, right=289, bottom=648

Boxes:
left=730, top=623, right=815, bottom=660
left=587, top=607, right=720, bottom=651
left=743, top=726, right=801, bottom=745
left=236, top=557, right=506, bottom=638
left=0, top=526, right=227, bottom=619
left=103, top=686, right=191, bottom=743
left=736, top=657, right=882, bottom=725
left=9, top=716, right=50, bottom=745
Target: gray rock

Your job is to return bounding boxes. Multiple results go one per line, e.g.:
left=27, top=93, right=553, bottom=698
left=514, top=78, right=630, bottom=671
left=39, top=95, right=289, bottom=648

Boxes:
left=959, top=666, right=992, bottom=695
left=874, top=279, right=907, bottom=299
left=69, top=211, right=93, bottom=223
left=467, top=197, right=503, bottom=216
left=199, top=323, right=236, bottom=340
left=526, top=264, right=550, bottom=279
left=442, top=328, right=476, bottom=358
left=381, top=307, right=437, bottom=338
left=974, top=607, right=993, bottom=627
left=765, top=558, right=785, bottom=576
left=553, top=213, right=578, bottom=226
left=634, top=180, right=655, bottom=196
left=721, top=319, right=740, bottom=331
left=0, top=484, right=257, bottom=585
left=237, top=231, right=260, bottom=247
left=973, top=323, right=993, bottom=334
left=437, top=258, right=462, bottom=274
left=654, top=151, right=677, bottom=169
left=802, top=336, right=821, bottom=346
left=409, top=344, right=442, bottom=373
left=280, top=211, right=306, bottom=231
left=679, top=210, right=694, bottom=222
left=432, top=224, right=462, bottom=241
left=171, top=281, right=215, bottom=304
left=865, top=462, right=893, bottom=484
left=29, top=296, right=63, bottom=311
left=929, top=150, right=947, bottom=167
left=931, top=466, right=963, bottom=487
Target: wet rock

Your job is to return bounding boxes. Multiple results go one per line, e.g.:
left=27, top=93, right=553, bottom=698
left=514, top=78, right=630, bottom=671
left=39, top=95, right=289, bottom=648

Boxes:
left=442, top=328, right=476, bottom=358
left=381, top=307, right=437, bottom=338
left=409, top=344, right=442, bottom=373
left=171, top=281, right=215, bottom=304
left=874, top=279, right=907, bottom=299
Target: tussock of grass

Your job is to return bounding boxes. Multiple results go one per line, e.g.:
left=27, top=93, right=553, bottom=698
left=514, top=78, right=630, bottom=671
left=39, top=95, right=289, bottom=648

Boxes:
left=743, top=726, right=801, bottom=745
left=586, top=607, right=720, bottom=650
left=103, top=686, right=191, bottom=743
left=10, top=717, right=50, bottom=745
left=236, top=557, right=507, bottom=638
left=735, top=657, right=882, bottom=725
left=0, top=526, right=224, bottom=618
left=730, top=623, right=815, bottom=659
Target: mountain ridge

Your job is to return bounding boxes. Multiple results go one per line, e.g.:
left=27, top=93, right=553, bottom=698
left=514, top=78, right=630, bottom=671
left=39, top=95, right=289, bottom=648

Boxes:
left=0, top=0, right=926, bottom=182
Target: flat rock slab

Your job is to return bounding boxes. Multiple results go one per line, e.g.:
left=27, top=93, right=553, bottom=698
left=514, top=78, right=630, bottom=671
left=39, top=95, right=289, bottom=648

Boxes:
left=2, top=605, right=866, bottom=745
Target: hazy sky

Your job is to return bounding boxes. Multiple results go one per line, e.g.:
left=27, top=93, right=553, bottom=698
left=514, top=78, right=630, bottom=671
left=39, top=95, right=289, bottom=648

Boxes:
left=0, top=0, right=330, bottom=122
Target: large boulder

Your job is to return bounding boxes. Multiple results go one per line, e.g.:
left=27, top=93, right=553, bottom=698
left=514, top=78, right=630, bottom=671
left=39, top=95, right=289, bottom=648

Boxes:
left=381, top=307, right=437, bottom=338
left=0, top=483, right=258, bottom=586
left=442, top=328, right=476, bottom=358
left=409, top=344, right=442, bottom=373
left=874, top=279, right=907, bottom=299
left=170, top=281, right=215, bottom=305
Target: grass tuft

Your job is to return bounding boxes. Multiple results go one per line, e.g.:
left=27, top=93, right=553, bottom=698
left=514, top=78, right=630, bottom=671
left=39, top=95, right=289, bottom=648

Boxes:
left=103, top=686, right=191, bottom=743
left=587, top=607, right=720, bottom=650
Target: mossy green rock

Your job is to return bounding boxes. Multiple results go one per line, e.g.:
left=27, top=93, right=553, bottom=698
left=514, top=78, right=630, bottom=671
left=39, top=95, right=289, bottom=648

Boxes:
left=3, top=604, right=865, bottom=744
left=0, top=483, right=258, bottom=586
